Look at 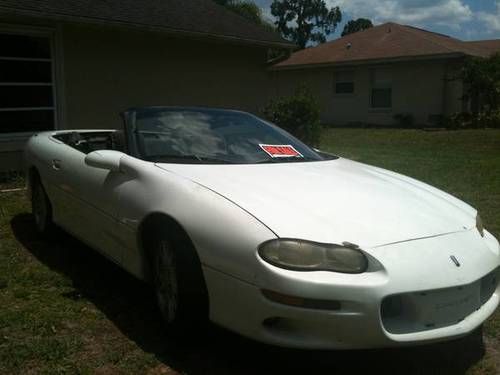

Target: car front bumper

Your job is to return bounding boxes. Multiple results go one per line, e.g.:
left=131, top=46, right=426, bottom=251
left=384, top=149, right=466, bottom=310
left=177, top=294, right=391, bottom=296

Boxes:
left=203, top=229, right=500, bottom=349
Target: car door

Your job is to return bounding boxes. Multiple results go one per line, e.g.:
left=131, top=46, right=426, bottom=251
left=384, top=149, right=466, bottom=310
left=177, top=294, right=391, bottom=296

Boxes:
left=48, top=133, right=127, bottom=264
left=36, top=135, right=75, bottom=225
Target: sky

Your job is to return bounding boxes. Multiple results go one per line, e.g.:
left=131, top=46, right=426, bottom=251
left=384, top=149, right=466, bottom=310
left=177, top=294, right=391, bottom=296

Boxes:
left=253, top=0, right=500, bottom=41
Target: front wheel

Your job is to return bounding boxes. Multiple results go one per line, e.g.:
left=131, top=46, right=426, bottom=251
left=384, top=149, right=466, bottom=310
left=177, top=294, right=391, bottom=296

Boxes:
left=154, top=239, right=180, bottom=324
left=152, top=235, right=208, bottom=333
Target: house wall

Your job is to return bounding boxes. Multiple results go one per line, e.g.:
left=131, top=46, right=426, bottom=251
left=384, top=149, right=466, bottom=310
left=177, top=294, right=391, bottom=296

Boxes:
left=61, top=23, right=271, bottom=130
left=271, top=59, right=465, bottom=126
left=0, top=17, right=272, bottom=171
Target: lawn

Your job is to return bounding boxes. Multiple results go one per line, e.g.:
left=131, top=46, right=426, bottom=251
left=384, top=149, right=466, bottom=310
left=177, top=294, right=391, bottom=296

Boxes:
left=0, top=129, right=499, bottom=374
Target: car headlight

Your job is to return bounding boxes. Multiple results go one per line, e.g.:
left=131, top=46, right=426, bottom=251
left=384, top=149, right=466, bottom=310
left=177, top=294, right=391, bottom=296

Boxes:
left=477, top=214, right=485, bottom=237
left=258, top=239, right=368, bottom=273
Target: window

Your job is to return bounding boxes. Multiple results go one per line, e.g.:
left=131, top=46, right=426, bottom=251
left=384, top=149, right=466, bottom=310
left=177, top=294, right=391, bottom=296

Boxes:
left=0, top=32, right=56, bottom=134
left=334, top=71, right=354, bottom=94
left=371, top=69, right=392, bottom=109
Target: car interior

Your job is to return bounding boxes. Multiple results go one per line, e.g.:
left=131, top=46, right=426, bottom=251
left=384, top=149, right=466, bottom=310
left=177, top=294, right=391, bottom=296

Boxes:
left=53, top=131, right=126, bottom=154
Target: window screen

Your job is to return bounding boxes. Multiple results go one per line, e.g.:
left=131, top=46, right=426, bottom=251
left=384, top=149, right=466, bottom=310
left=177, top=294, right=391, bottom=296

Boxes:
left=371, top=69, right=392, bottom=108
left=334, top=71, right=354, bottom=94
left=0, top=32, right=55, bottom=134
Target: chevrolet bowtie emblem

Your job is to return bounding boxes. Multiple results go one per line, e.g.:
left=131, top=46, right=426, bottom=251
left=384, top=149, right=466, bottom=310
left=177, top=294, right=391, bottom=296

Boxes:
left=450, top=255, right=461, bottom=267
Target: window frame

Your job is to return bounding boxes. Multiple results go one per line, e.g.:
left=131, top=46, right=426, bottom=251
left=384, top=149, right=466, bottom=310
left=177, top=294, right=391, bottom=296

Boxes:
left=370, top=87, right=392, bottom=109
left=0, top=24, right=62, bottom=140
left=333, top=70, right=355, bottom=95
left=370, top=68, right=392, bottom=110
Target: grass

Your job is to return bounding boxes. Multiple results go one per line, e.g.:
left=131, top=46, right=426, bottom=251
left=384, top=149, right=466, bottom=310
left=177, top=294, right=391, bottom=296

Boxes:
left=0, top=128, right=499, bottom=374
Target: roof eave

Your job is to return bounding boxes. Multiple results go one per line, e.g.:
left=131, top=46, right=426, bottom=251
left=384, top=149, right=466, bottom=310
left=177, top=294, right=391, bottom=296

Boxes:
left=0, top=6, right=296, bottom=50
left=270, top=52, right=469, bottom=71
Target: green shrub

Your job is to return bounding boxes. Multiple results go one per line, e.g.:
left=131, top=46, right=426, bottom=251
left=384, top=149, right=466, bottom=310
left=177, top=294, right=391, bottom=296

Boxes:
left=445, top=111, right=500, bottom=129
left=262, top=86, right=322, bottom=146
left=446, top=112, right=474, bottom=129
left=444, top=109, right=500, bottom=129
left=393, top=113, right=414, bottom=127
left=477, top=110, right=500, bottom=128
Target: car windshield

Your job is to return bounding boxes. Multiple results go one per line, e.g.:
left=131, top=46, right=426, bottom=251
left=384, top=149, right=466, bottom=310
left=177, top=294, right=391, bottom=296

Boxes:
left=131, top=108, right=336, bottom=164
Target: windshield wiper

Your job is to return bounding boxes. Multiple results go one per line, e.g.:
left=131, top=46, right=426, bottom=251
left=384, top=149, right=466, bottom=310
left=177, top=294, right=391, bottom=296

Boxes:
left=148, top=154, right=235, bottom=164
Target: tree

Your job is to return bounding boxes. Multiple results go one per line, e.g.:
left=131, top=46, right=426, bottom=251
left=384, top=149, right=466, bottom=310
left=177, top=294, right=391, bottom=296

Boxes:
left=226, top=1, right=264, bottom=25
left=213, top=0, right=273, bottom=28
left=341, top=18, right=373, bottom=37
left=461, top=53, right=500, bottom=113
left=271, top=0, right=342, bottom=49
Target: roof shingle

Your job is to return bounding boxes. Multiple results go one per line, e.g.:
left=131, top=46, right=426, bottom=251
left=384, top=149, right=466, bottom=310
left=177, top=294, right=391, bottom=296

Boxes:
left=0, top=0, right=293, bottom=48
left=274, top=22, right=500, bottom=69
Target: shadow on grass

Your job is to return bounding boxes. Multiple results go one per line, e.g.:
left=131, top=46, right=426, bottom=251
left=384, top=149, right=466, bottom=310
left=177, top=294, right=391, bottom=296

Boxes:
left=11, top=213, right=486, bottom=375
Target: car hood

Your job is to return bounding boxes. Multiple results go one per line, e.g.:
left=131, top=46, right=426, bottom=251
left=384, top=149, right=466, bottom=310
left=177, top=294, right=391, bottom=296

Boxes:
left=156, top=158, right=476, bottom=248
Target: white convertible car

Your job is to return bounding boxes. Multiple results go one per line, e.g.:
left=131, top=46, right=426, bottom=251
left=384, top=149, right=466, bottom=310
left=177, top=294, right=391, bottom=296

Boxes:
left=24, top=107, right=499, bottom=349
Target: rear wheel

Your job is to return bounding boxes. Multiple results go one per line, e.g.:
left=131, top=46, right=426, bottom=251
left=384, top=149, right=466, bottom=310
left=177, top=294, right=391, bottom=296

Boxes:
left=152, top=233, right=208, bottom=333
left=31, top=178, right=54, bottom=236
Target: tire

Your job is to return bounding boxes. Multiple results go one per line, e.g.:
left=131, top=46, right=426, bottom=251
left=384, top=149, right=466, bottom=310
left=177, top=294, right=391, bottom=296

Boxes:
left=31, top=177, right=54, bottom=236
left=152, top=233, right=208, bottom=333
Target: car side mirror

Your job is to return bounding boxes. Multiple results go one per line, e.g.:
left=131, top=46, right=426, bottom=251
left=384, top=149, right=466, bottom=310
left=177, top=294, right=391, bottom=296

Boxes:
left=84, top=150, right=124, bottom=172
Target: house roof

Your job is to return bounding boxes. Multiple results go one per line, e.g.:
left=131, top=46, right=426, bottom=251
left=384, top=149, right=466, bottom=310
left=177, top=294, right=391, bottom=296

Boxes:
left=464, top=39, right=500, bottom=55
left=0, top=0, right=293, bottom=48
left=274, top=22, right=500, bottom=69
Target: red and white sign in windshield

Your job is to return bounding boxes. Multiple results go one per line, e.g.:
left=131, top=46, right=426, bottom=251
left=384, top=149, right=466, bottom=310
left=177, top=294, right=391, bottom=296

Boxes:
left=259, top=144, right=303, bottom=158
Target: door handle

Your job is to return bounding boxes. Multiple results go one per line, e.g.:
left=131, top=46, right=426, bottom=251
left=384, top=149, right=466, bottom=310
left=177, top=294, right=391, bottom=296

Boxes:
left=52, top=159, right=62, bottom=170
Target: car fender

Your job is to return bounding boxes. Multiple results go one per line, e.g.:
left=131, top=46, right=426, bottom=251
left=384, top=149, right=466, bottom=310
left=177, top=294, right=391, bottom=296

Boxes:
left=114, top=156, right=277, bottom=283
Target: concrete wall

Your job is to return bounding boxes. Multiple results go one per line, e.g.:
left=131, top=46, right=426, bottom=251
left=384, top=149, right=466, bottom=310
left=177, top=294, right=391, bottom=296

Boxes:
left=0, top=17, right=272, bottom=171
left=271, top=59, right=465, bottom=126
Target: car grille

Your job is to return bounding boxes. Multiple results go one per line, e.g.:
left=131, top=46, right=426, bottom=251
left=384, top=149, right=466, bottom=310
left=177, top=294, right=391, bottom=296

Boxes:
left=381, top=268, right=499, bottom=334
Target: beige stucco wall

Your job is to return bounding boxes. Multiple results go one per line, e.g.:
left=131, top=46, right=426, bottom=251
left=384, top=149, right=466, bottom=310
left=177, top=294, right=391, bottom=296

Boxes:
left=61, top=23, right=271, bottom=130
left=271, top=59, right=465, bottom=126
left=0, top=17, right=273, bottom=171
